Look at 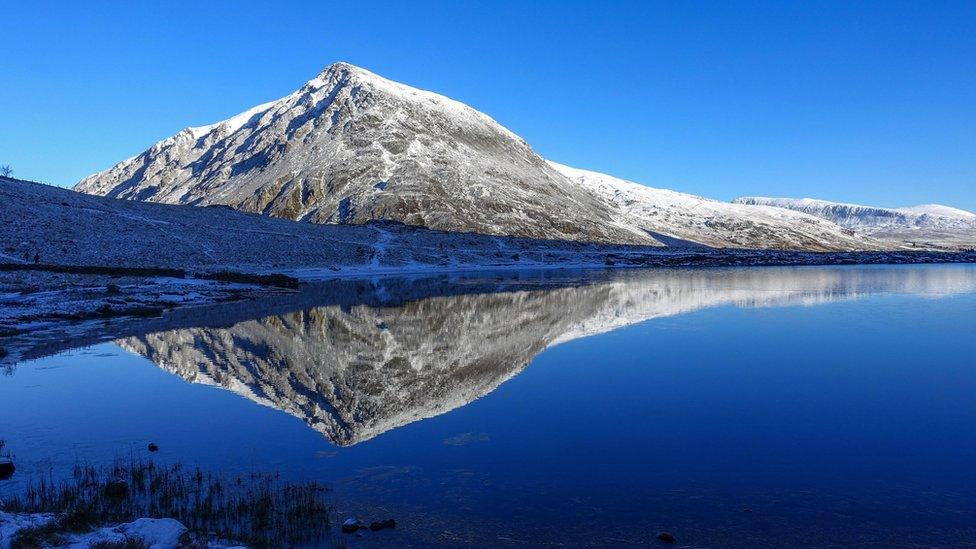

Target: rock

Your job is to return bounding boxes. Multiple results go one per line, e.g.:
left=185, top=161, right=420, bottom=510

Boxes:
left=64, top=517, right=188, bottom=548
left=0, top=458, right=15, bottom=480
left=341, top=518, right=363, bottom=534
left=106, top=283, right=121, bottom=294
left=0, top=346, right=7, bottom=359
left=743, top=508, right=753, bottom=513
left=369, top=518, right=396, bottom=531
left=657, top=532, right=676, bottom=543
left=148, top=443, right=159, bottom=452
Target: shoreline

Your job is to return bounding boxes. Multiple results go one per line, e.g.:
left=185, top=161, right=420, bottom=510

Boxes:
left=1, top=254, right=974, bottom=369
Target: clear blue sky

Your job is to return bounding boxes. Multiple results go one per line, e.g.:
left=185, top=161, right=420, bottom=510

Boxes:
left=3, top=1, right=974, bottom=210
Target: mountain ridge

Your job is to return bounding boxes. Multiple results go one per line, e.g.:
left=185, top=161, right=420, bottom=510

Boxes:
left=734, top=196, right=976, bottom=248
left=72, top=61, right=951, bottom=252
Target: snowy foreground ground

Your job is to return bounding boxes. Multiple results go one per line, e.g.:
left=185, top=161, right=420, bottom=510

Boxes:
left=0, top=512, right=240, bottom=548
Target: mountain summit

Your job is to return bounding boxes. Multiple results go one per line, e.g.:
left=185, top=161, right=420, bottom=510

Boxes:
left=77, top=62, right=887, bottom=251
left=75, top=62, right=650, bottom=245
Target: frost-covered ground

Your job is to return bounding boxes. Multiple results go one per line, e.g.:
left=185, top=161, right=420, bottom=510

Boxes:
left=0, top=175, right=668, bottom=274
left=0, top=512, right=239, bottom=548
left=0, top=270, right=279, bottom=365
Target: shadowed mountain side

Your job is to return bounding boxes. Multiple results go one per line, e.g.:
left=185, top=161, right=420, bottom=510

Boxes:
left=115, top=266, right=976, bottom=446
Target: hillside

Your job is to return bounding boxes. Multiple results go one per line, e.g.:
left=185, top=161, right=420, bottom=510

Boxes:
left=734, top=197, right=976, bottom=249
left=549, top=162, right=884, bottom=252
left=0, top=175, right=655, bottom=275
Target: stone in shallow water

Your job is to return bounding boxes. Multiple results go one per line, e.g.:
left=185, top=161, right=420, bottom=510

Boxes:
left=657, top=532, right=676, bottom=543
left=0, top=458, right=14, bottom=480
left=342, top=518, right=363, bottom=533
left=369, top=518, right=396, bottom=531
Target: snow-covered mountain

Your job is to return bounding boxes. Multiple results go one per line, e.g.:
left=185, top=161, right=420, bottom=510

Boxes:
left=549, top=162, right=881, bottom=251
left=733, top=197, right=976, bottom=249
left=75, top=62, right=650, bottom=246
left=76, top=62, right=884, bottom=252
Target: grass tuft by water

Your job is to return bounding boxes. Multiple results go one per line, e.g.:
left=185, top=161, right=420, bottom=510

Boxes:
left=3, top=459, right=333, bottom=547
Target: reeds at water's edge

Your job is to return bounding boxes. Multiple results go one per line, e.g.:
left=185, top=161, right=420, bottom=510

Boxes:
left=1, top=458, right=333, bottom=547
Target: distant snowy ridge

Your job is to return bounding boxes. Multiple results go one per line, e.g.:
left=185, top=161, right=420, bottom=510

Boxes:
left=549, top=162, right=883, bottom=251
left=733, top=196, right=976, bottom=248
left=77, top=61, right=887, bottom=252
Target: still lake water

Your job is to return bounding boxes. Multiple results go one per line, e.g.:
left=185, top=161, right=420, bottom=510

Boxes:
left=2, top=265, right=976, bottom=547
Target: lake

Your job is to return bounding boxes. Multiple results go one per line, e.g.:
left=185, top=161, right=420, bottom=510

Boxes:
left=2, top=264, right=975, bottom=547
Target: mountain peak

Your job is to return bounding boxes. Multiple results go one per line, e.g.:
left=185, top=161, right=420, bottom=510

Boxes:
left=75, top=63, right=651, bottom=245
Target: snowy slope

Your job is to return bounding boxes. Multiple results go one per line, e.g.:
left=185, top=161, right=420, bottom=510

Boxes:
left=896, top=204, right=975, bottom=220
left=75, top=62, right=652, bottom=246
left=734, top=197, right=976, bottom=248
left=549, top=162, right=883, bottom=251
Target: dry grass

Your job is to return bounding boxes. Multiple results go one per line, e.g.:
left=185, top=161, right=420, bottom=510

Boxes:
left=3, top=460, right=332, bottom=548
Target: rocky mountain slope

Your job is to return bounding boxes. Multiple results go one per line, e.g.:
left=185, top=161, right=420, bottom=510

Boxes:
left=77, top=62, right=888, bottom=252
left=75, top=63, right=651, bottom=245
left=116, top=266, right=976, bottom=446
left=734, top=197, right=976, bottom=249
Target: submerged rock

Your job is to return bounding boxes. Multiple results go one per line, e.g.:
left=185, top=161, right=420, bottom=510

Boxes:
left=369, top=518, right=396, bottom=531
left=148, top=442, right=159, bottom=452
left=0, top=458, right=15, bottom=480
left=341, top=518, right=363, bottom=533
left=657, top=532, right=676, bottom=543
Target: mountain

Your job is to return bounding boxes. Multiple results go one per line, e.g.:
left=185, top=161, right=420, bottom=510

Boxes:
left=549, top=162, right=881, bottom=251
left=733, top=197, right=976, bottom=249
left=76, top=62, right=887, bottom=252
left=75, top=62, right=651, bottom=246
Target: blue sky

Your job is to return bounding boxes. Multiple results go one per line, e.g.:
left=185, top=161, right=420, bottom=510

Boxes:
left=3, top=1, right=974, bottom=210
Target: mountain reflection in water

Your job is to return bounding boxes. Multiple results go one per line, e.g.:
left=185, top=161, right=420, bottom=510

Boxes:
left=111, top=266, right=976, bottom=446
